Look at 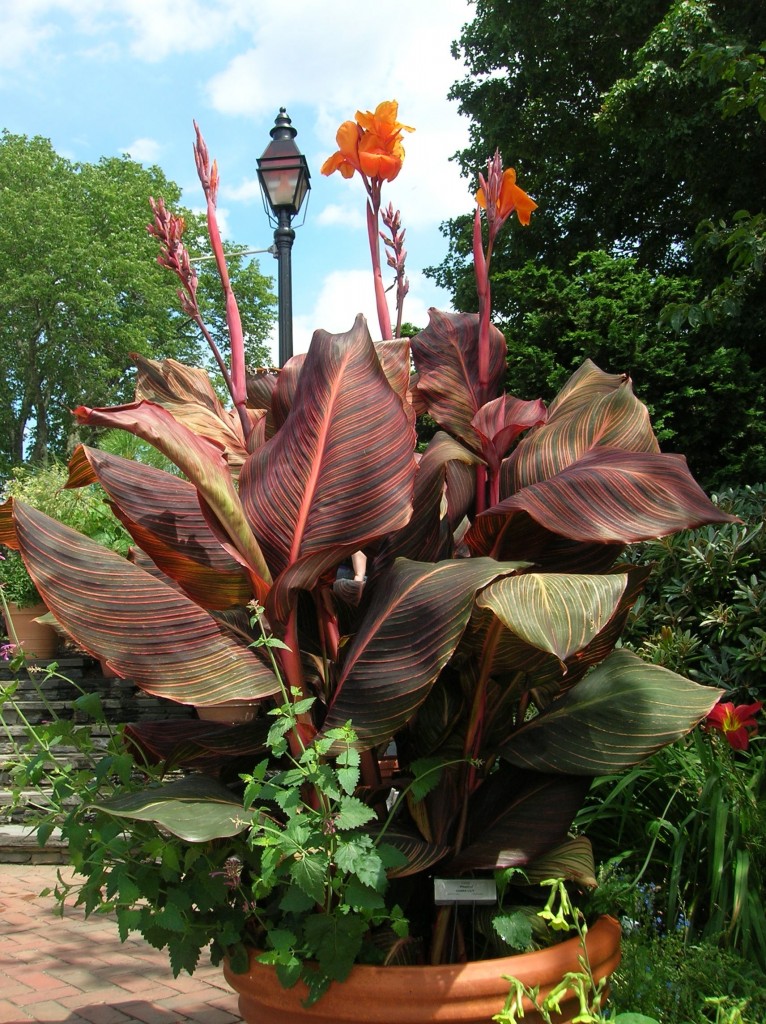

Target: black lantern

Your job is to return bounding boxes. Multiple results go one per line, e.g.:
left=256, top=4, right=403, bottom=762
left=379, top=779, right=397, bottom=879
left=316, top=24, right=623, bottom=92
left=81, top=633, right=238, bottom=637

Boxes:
left=257, top=108, right=311, bottom=366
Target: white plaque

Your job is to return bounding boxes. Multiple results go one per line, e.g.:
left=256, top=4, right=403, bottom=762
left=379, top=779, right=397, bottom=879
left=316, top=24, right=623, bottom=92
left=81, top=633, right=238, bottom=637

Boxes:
left=433, top=878, right=497, bottom=905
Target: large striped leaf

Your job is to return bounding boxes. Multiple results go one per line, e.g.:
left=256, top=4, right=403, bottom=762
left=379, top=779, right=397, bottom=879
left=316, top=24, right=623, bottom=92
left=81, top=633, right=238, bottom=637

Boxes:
left=450, top=767, right=591, bottom=871
left=239, top=316, right=417, bottom=585
left=125, top=719, right=270, bottom=771
left=74, top=400, right=271, bottom=596
left=504, top=361, right=659, bottom=493
left=67, top=445, right=252, bottom=610
left=501, top=648, right=722, bottom=775
left=6, top=501, right=279, bottom=705
left=132, top=354, right=253, bottom=470
left=476, top=573, right=628, bottom=669
left=321, top=558, right=522, bottom=749
left=410, top=310, right=507, bottom=450
left=374, top=432, right=484, bottom=569
left=92, top=775, right=249, bottom=841
left=470, top=449, right=737, bottom=557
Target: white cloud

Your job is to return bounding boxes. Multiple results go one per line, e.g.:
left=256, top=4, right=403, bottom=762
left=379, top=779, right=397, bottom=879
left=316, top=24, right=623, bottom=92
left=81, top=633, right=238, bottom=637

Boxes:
left=0, top=3, right=56, bottom=72
left=315, top=204, right=365, bottom=231
left=221, top=177, right=263, bottom=204
left=0, top=0, right=251, bottom=70
left=121, top=136, right=162, bottom=163
left=117, top=0, right=251, bottom=62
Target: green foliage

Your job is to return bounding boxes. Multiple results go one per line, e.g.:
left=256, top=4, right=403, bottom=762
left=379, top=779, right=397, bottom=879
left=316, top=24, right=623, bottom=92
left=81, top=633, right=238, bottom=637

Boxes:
left=0, top=550, right=42, bottom=608
left=0, top=664, right=407, bottom=1003
left=610, top=912, right=766, bottom=1023
left=580, top=730, right=766, bottom=973
left=576, top=486, right=766, bottom=976
left=623, top=484, right=766, bottom=703
left=3, top=462, right=131, bottom=554
left=492, top=252, right=766, bottom=483
left=494, top=880, right=656, bottom=1024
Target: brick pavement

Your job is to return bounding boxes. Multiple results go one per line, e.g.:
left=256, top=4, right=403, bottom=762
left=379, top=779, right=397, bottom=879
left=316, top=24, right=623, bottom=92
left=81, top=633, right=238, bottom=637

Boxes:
left=0, top=865, right=243, bottom=1024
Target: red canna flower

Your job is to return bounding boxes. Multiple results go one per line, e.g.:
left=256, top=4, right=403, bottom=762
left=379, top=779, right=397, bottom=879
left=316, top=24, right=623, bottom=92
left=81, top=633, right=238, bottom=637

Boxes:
left=705, top=699, right=763, bottom=750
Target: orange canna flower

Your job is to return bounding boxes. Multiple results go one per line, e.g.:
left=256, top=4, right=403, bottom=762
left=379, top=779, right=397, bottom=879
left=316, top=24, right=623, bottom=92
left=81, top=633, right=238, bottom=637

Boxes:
left=321, top=100, right=414, bottom=184
left=477, top=166, right=537, bottom=226
left=320, top=120, right=362, bottom=179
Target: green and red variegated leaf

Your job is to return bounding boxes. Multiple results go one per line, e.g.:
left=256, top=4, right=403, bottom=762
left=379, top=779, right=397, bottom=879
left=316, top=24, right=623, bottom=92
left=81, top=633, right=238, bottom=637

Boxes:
left=0, top=498, right=17, bottom=547
left=505, top=364, right=659, bottom=494
left=67, top=446, right=253, bottom=610
left=472, top=395, right=547, bottom=473
left=133, top=354, right=252, bottom=470
left=124, top=718, right=270, bottom=771
left=476, top=573, right=629, bottom=670
left=523, top=836, right=598, bottom=890
left=410, top=310, right=507, bottom=451
left=239, top=316, right=417, bottom=583
left=368, top=824, right=451, bottom=878
left=266, top=548, right=372, bottom=627
left=91, top=775, right=249, bottom=841
left=547, top=359, right=633, bottom=416
left=374, top=338, right=415, bottom=426
left=467, top=507, right=625, bottom=571
left=500, top=648, right=723, bottom=775
left=8, top=501, right=279, bottom=706
left=321, top=557, right=522, bottom=749
left=74, top=400, right=271, bottom=597
left=374, top=433, right=484, bottom=570
left=271, top=351, right=307, bottom=429
left=471, top=449, right=738, bottom=559
left=449, top=767, right=591, bottom=871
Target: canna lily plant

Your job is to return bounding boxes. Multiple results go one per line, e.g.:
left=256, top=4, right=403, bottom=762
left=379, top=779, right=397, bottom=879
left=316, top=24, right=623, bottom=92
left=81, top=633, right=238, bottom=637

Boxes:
left=0, top=104, right=734, bottom=994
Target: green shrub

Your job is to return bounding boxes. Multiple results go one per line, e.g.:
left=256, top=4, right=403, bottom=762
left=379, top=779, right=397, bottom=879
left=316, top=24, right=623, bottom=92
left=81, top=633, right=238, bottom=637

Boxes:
left=612, top=926, right=766, bottom=1023
left=622, top=484, right=766, bottom=703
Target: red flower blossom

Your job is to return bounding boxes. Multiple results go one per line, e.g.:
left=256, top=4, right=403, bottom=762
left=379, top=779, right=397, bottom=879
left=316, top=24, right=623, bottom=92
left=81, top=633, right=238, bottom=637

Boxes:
left=705, top=699, right=763, bottom=750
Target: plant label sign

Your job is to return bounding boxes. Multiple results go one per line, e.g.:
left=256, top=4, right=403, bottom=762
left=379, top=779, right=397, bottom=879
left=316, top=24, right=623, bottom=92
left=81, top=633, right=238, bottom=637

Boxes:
left=433, top=878, right=497, bottom=905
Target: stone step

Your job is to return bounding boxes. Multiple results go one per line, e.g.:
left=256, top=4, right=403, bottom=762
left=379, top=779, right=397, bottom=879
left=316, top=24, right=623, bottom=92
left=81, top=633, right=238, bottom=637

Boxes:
left=0, top=822, right=68, bottom=864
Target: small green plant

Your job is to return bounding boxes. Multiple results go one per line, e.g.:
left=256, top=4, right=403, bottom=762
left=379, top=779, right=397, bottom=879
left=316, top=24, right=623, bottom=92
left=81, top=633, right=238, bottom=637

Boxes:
left=493, top=879, right=658, bottom=1024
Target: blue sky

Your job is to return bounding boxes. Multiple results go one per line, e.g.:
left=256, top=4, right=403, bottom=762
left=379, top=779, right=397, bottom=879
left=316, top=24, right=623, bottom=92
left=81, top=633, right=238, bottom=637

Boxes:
left=0, top=0, right=479, bottom=362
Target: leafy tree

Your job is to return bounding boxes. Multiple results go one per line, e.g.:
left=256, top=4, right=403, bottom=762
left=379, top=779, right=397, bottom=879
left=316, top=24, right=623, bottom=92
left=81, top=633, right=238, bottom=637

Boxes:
left=431, top=0, right=766, bottom=485
left=0, top=131, right=275, bottom=475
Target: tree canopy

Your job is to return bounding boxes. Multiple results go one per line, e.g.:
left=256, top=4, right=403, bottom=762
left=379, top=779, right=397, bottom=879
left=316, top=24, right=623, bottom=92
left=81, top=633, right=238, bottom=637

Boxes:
left=432, top=0, right=766, bottom=485
left=0, top=131, right=276, bottom=475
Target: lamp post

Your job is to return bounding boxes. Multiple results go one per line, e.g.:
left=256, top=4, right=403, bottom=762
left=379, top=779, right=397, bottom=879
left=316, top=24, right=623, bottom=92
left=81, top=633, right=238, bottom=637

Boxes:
left=257, top=108, right=311, bottom=366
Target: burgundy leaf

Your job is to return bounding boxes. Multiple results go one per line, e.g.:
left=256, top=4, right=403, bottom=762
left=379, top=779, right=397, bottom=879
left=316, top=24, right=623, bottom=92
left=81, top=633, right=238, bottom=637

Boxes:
left=8, top=501, right=279, bottom=706
left=410, top=310, right=507, bottom=449
left=67, top=445, right=252, bottom=610
left=240, top=316, right=417, bottom=590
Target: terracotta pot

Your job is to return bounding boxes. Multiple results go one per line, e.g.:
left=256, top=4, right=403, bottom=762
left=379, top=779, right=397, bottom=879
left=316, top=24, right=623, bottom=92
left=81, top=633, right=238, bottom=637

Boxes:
left=224, top=915, right=621, bottom=1024
left=3, top=602, right=59, bottom=660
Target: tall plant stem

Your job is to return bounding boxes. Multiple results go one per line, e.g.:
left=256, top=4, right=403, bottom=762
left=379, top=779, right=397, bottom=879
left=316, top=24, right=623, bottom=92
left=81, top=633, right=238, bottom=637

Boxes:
left=366, top=183, right=392, bottom=340
left=454, top=617, right=503, bottom=855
